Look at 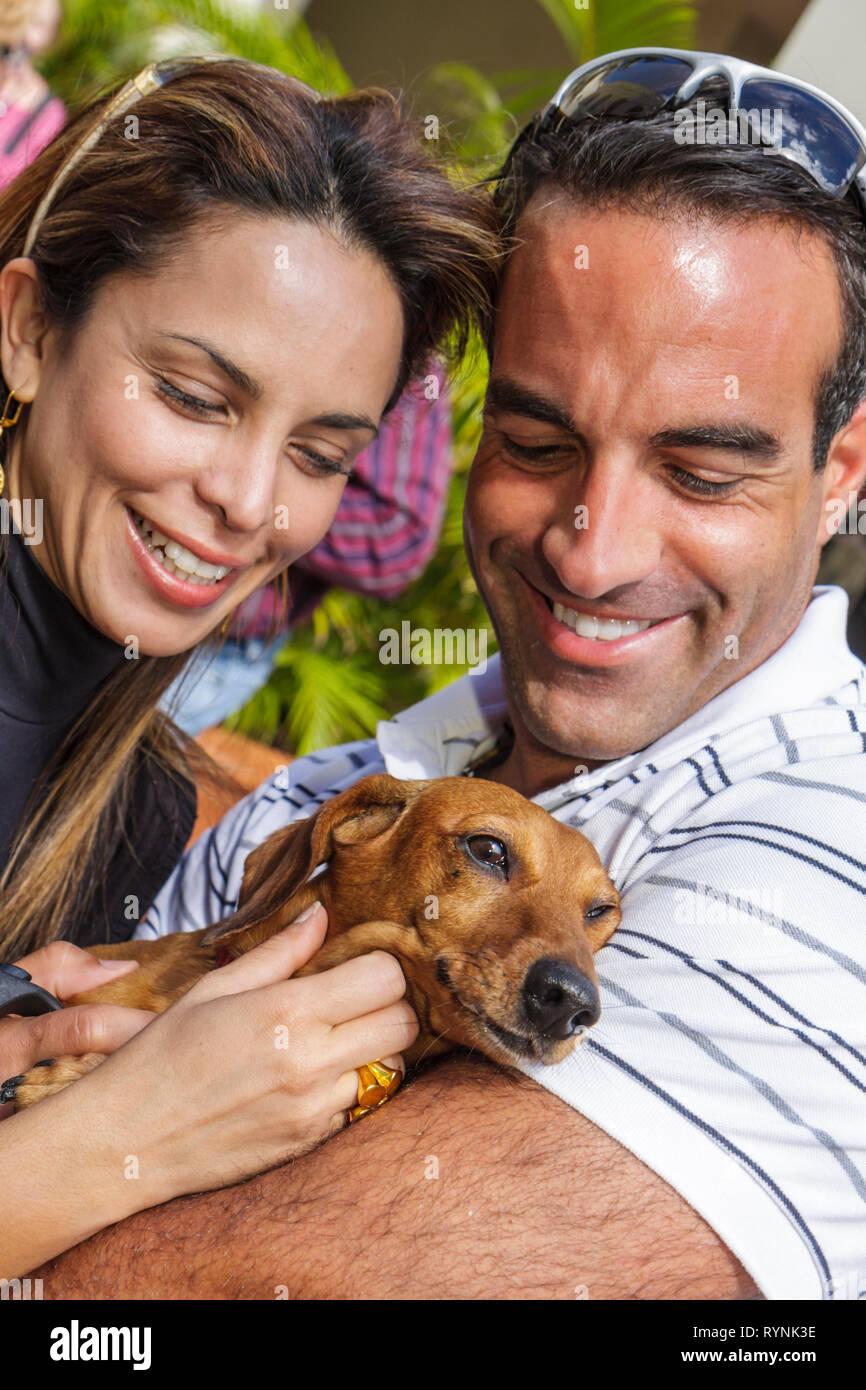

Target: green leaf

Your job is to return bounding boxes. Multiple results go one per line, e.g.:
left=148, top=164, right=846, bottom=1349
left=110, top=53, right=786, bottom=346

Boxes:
left=40, top=0, right=351, bottom=107
left=534, top=0, right=594, bottom=62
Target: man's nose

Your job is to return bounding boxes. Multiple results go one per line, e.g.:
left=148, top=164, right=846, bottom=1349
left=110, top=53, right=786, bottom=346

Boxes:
left=547, top=458, right=663, bottom=597
left=523, top=959, right=601, bottom=1039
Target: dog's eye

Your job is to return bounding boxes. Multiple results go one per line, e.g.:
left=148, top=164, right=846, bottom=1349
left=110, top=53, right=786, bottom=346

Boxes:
left=465, top=835, right=509, bottom=875
left=585, top=903, right=616, bottom=920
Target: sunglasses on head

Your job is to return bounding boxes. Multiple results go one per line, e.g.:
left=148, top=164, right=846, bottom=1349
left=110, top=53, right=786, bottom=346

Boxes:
left=506, top=47, right=866, bottom=226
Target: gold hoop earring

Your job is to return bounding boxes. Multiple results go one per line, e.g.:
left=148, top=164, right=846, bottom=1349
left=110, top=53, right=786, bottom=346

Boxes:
left=0, top=389, right=22, bottom=498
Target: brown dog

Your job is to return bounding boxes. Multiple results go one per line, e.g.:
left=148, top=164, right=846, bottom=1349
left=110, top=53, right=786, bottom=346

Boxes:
left=11, top=773, right=621, bottom=1109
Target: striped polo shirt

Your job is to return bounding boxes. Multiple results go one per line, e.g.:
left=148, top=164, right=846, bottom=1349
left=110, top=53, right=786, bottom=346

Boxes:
left=139, top=583, right=866, bottom=1301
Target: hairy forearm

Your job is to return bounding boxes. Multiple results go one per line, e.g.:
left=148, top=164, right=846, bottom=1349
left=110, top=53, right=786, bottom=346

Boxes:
left=33, top=1055, right=760, bottom=1300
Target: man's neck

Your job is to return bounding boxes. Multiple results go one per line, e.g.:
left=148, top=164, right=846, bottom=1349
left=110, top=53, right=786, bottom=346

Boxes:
left=481, top=738, right=606, bottom=799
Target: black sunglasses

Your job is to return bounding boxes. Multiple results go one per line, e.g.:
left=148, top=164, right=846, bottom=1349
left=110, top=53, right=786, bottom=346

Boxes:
left=504, top=48, right=866, bottom=226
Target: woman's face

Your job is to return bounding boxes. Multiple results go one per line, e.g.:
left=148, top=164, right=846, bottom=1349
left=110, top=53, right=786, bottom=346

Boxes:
left=0, top=212, right=405, bottom=654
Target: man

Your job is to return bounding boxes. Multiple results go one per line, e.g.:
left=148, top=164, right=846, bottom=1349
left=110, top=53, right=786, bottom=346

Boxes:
left=38, top=51, right=866, bottom=1300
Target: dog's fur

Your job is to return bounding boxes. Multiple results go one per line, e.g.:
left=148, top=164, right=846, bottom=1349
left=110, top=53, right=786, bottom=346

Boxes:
left=12, top=774, right=621, bottom=1109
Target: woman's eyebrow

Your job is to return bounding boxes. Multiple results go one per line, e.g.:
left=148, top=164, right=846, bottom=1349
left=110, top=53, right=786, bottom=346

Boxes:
left=157, top=332, right=378, bottom=434
left=158, top=331, right=263, bottom=399
left=310, top=412, right=379, bottom=437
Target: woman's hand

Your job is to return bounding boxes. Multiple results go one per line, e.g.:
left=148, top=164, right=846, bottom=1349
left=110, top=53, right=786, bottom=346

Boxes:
left=0, top=906, right=417, bottom=1277
left=85, top=903, right=418, bottom=1204
left=0, top=940, right=154, bottom=1086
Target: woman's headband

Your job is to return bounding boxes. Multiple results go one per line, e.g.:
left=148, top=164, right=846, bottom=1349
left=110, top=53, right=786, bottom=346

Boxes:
left=21, top=53, right=323, bottom=257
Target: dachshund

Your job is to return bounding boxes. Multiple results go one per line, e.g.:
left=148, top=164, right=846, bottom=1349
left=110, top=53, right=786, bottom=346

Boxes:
left=9, top=773, right=621, bottom=1110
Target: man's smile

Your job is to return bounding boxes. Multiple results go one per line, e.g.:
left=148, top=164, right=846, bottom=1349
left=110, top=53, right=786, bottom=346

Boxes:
left=517, top=571, right=690, bottom=669
left=550, top=601, right=655, bottom=641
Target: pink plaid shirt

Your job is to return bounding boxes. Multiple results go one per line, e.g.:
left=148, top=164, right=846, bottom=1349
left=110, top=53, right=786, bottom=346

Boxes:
left=0, top=91, right=65, bottom=189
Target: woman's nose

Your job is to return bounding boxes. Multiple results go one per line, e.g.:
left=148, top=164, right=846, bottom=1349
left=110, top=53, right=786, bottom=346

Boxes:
left=193, top=436, right=280, bottom=535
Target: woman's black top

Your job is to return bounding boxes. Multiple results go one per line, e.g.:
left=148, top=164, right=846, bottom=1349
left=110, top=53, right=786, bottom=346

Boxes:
left=0, top=524, right=197, bottom=950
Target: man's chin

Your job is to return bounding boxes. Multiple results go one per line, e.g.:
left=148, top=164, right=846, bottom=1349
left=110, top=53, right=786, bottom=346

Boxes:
left=503, top=662, right=672, bottom=768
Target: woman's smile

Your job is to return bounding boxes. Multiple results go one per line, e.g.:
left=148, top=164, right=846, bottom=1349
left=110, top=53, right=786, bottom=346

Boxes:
left=125, top=504, right=245, bottom=609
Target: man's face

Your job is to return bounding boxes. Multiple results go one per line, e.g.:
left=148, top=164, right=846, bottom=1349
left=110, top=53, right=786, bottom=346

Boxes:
left=465, top=195, right=860, bottom=775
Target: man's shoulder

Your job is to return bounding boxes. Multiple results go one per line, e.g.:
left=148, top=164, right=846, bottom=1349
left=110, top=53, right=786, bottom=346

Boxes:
left=233, top=736, right=386, bottom=832
left=574, top=687, right=866, bottom=911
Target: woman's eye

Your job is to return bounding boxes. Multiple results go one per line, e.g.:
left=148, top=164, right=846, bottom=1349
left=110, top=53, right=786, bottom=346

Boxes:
left=156, top=377, right=223, bottom=418
left=465, top=835, right=509, bottom=875
left=669, top=465, right=739, bottom=498
left=156, top=379, right=349, bottom=476
left=292, top=446, right=351, bottom=478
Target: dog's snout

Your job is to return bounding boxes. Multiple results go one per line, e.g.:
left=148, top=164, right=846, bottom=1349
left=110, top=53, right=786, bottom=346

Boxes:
left=523, top=959, right=601, bottom=1039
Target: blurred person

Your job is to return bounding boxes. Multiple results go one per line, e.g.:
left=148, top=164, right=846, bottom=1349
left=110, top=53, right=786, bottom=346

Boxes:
left=0, top=0, right=64, bottom=189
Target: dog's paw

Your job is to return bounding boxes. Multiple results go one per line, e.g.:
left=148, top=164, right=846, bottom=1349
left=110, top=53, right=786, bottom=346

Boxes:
left=5, top=1052, right=107, bottom=1110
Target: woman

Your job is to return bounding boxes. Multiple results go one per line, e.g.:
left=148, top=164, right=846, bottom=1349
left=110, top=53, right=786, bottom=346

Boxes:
left=0, top=53, right=498, bottom=1276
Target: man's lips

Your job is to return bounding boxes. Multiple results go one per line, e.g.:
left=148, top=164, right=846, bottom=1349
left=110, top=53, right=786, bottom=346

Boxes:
left=518, top=574, right=688, bottom=667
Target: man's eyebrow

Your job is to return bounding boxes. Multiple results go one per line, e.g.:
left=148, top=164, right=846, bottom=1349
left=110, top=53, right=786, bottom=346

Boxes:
left=158, top=333, right=378, bottom=435
left=649, top=424, right=782, bottom=460
left=484, top=378, right=576, bottom=433
left=159, top=332, right=263, bottom=399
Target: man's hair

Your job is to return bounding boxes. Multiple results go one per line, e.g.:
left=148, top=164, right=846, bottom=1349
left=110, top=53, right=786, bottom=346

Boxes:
left=493, top=80, right=866, bottom=469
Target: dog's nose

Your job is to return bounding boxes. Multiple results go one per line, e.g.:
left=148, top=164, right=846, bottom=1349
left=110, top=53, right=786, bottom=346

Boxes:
left=523, top=959, right=601, bottom=1039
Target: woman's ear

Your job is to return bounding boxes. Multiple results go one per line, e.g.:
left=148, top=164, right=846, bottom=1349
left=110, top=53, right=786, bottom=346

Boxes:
left=0, top=258, right=52, bottom=406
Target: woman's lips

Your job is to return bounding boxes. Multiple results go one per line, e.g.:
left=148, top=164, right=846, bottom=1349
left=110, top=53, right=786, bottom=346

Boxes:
left=125, top=505, right=241, bottom=609
left=520, top=574, right=686, bottom=667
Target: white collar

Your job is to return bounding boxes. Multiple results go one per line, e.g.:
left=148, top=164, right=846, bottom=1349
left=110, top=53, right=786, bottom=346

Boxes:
left=375, top=585, right=863, bottom=791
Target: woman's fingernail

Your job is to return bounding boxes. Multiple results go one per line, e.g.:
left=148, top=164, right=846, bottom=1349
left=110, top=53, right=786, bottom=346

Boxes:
left=95, top=958, right=140, bottom=971
left=290, top=901, right=322, bottom=925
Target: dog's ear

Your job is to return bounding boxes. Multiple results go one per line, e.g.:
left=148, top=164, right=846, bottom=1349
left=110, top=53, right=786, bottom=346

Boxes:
left=200, top=774, right=431, bottom=945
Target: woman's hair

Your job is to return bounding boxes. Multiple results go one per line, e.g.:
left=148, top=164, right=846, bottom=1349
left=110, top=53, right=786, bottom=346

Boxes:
left=0, top=57, right=500, bottom=957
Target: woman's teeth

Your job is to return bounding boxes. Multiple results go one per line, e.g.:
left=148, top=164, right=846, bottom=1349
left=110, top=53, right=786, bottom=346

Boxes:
left=132, top=510, right=230, bottom=585
left=552, top=601, right=654, bottom=642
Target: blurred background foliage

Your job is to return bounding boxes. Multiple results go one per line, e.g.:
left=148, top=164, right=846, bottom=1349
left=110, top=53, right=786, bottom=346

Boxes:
left=40, top=0, right=696, bottom=755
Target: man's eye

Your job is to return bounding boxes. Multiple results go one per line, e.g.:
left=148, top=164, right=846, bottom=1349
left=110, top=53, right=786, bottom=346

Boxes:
left=464, top=835, right=509, bottom=875
left=500, top=434, right=572, bottom=464
left=669, top=465, right=739, bottom=497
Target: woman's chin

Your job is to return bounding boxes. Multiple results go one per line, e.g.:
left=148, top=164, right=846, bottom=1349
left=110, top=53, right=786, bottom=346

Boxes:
left=93, top=606, right=219, bottom=659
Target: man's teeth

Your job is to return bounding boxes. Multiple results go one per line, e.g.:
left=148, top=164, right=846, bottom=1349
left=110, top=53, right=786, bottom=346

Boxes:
left=132, top=511, right=230, bottom=584
left=552, top=601, right=654, bottom=641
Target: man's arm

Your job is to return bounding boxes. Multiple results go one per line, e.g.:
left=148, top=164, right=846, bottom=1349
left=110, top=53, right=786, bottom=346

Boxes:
left=34, top=1054, right=760, bottom=1300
